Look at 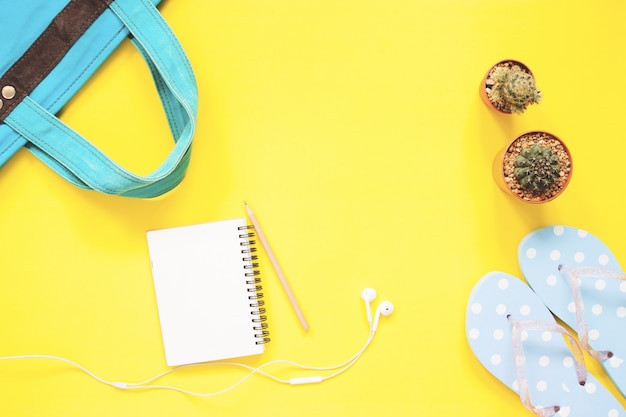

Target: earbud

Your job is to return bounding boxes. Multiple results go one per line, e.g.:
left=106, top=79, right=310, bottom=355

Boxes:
left=361, top=288, right=377, bottom=324
left=372, top=301, right=394, bottom=332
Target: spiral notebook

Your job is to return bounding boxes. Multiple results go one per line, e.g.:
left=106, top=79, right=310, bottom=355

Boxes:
left=146, top=218, right=270, bottom=366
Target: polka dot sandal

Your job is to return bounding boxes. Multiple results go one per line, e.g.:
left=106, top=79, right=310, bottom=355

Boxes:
left=519, top=225, right=626, bottom=395
left=466, top=271, right=625, bottom=417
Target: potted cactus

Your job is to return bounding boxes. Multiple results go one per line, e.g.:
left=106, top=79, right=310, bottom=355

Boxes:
left=493, top=131, right=572, bottom=203
left=480, top=60, right=542, bottom=114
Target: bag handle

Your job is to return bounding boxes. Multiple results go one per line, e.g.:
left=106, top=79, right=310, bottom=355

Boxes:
left=3, top=0, right=198, bottom=197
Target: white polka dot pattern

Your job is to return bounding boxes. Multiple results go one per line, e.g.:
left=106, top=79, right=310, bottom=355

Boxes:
left=518, top=225, right=626, bottom=396
left=466, top=272, right=625, bottom=416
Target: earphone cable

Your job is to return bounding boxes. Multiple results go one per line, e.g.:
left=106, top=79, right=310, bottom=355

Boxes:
left=121, top=328, right=377, bottom=394
left=0, top=328, right=378, bottom=396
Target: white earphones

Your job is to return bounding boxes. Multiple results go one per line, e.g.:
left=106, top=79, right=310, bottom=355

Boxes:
left=361, top=287, right=377, bottom=324
left=0, top=288, right=394, bottom=395
left=361, top=287, right=394, bottom=332
left=373, top=301, right=394, bottom=332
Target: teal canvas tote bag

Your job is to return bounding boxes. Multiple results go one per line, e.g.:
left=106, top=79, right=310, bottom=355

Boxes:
left=0, top=0, right=197, bottom=197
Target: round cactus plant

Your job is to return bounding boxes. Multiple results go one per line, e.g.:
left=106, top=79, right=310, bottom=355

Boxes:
left=486, top=63, right=542, bottom=114
left=513, top=145, right=561, bottom=193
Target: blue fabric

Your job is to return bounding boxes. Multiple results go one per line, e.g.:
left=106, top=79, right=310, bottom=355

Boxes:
left=0, top=0, right=66, bottom=167
left=0, top=0, right=197, bottom=197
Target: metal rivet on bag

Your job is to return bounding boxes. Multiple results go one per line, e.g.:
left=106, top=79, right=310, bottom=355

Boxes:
left=0, top=99, right=3, bottom=110
left=2, top=85, right=16, bottom=100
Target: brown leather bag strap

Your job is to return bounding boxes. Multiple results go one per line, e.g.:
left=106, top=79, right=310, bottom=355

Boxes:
left=0, top=0, right=114, bottom=120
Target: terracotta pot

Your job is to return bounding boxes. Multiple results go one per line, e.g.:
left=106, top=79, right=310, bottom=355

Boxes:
left=480, top=59, right=534, bottom=114
left=493, top=131, right=573, bottom=204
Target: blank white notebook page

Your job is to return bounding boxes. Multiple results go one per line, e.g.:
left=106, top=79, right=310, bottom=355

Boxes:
left=146, top=218, right=265, bottom=366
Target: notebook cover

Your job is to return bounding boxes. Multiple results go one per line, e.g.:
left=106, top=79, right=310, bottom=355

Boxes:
left=146, top=218, right=265, bottom=366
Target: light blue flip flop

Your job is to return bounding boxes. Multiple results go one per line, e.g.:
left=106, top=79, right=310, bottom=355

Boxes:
left=519, top=225, right=626, bottom=396
left=466, top=271, right=625, bottom=417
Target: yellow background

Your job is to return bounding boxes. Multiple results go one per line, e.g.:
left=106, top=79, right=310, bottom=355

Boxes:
left=1, top=0, right=625, bottom=416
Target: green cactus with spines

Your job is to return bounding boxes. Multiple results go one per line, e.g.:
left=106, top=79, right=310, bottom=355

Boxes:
left=514, top=145, right=561, bottom=193
left=488, top=64, right=542, bottom=113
